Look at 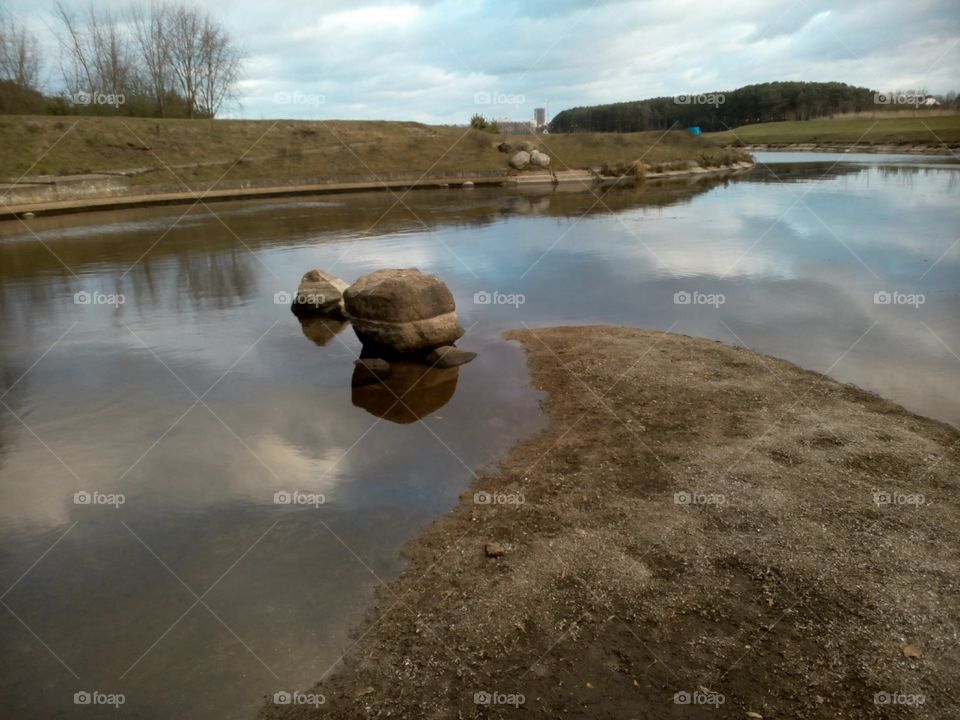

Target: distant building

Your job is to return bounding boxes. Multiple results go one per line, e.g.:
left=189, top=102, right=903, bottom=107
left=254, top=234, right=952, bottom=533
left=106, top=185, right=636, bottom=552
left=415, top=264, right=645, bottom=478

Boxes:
left=534, top=107, right=546, bottom=128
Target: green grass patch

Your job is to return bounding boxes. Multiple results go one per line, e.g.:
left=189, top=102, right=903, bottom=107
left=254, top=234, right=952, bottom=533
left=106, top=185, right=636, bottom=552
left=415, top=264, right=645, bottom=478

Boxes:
left=705, top=115, right=960, bottom=146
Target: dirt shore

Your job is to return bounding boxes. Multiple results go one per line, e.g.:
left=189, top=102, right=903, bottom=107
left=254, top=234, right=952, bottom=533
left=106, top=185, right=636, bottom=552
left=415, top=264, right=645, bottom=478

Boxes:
left=261, top=326, right=960, bottom=719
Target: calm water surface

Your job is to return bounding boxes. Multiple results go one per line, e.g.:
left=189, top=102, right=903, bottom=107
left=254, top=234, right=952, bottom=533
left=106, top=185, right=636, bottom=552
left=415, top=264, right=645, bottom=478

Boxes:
left=0, top=153, right=957, bottom=718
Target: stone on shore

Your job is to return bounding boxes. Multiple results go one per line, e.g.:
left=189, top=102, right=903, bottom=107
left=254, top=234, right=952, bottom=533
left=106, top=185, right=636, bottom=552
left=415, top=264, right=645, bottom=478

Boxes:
left=529, top=150, right=551, bottom=167
left=343, top=268, right=464, bottom=353
left=291, top=269, right=349, bottom=316
left=509, top=151, right=531, bottom=170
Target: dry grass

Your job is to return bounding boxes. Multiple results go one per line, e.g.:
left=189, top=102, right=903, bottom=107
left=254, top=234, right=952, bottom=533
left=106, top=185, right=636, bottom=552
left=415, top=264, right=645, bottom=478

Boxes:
left=0, top=115, right=748, bottom=190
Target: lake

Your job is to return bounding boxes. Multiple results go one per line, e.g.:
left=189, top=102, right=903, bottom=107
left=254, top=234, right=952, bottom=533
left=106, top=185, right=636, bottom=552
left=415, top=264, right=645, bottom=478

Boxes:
left=0, top=152, right=957, bottom=718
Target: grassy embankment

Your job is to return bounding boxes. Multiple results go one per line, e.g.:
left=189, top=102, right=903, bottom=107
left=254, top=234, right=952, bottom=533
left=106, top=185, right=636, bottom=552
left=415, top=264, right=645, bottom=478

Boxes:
left=706, top=114, right=960, bottom=147
left=0, top=115, right=748, bottom=193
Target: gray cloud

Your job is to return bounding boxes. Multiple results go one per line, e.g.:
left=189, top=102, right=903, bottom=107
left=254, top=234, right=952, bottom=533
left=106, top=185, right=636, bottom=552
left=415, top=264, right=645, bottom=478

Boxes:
left=9, top=0, right=960, bottom=122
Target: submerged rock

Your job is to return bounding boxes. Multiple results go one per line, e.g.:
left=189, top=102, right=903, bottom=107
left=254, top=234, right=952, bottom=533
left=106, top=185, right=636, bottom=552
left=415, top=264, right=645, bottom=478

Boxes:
left=343, top=268, right=464, bottom=353
left=427, top=346, right=477, bottom=368
left=292, top=269, right=349, bottom=316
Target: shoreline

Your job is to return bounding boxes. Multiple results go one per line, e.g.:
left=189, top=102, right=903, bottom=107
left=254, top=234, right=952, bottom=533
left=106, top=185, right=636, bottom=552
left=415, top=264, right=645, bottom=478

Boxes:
left=0, top=163, right=754, bottom=221
left=732, top=142, right=959, bottom=156
left=261, top=326, right=960, bottom=719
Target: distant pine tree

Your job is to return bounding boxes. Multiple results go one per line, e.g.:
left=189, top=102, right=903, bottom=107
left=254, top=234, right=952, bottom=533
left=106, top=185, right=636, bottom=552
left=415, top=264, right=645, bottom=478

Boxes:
left=549, top=81, right=880, bottom=133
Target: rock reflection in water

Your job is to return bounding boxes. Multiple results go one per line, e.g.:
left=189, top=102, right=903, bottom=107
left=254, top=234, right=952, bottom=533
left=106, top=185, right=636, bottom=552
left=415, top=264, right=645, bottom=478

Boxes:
left=351, top=360, right=459, bottom=423
left=297, top=315, right=349, bottom=346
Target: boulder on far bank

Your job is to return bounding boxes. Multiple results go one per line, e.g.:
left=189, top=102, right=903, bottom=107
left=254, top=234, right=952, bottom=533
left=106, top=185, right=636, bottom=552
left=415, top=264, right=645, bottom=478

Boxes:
left=291, top=269, right=349, bottom=317
left=343, top=268, right=464, bottom=353
left=529, top=150, right=551, bottom=167
left=509, top=151, right=531, bottom=170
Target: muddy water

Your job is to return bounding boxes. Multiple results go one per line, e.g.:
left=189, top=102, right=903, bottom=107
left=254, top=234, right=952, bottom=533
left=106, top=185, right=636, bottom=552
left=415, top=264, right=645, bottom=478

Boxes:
left=0, top=153, right=958, bottom=718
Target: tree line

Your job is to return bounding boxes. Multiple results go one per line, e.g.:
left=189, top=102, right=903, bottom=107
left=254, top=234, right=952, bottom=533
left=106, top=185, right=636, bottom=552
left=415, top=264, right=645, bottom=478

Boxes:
left=549, top=82, right=960, bottom=133
left=0, top=1, right=242, bottom=117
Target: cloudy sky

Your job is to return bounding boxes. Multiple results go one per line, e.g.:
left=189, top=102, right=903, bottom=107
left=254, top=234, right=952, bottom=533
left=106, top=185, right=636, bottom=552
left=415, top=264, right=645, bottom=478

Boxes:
left=10, top=0, right=960, bottom=123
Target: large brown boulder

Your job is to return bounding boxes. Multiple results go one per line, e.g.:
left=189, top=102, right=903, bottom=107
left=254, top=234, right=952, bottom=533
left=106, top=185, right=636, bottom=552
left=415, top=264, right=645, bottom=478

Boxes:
left=343, top=268, right=464, bottom=352
left=291, top=269, right=349, bottom=316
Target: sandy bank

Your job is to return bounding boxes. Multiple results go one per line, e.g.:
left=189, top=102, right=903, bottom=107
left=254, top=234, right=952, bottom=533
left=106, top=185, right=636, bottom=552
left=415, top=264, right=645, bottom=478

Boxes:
left=262, top=325, right=959, bottom=719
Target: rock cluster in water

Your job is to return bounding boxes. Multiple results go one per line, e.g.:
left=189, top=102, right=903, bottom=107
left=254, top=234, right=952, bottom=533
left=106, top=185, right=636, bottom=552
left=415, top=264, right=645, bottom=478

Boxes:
left=287, top=267, right=475, bottom=389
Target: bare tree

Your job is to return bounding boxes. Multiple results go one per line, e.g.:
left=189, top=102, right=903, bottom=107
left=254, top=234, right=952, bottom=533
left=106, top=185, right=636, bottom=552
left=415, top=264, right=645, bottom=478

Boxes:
left=197, top=14, right=241, bottom=117
left=0, top=7, right=42, bottom=89
left=53, top=1, right=139, bottom=101
left=168, top=5, right=200, bottom=116
left=130, top=2, right=172, bottom=116
left=168, top=5, right=241, bottom=118
left=51, top=0, right=241, bottom=117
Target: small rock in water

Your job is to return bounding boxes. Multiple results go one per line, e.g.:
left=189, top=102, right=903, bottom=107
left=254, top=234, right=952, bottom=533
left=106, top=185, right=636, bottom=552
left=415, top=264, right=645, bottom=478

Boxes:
left=484, top=542, right=506, bottom=558
left=427, top=346, right=477, bottom=368
left=352, top=358, right=392, bottom=386
left=291, top=268, right=349, bottom=316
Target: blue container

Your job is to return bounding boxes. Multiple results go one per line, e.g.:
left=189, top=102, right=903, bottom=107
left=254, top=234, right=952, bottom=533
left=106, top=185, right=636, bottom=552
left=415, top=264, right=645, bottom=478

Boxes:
left=687, top=126, right=702, bottom=136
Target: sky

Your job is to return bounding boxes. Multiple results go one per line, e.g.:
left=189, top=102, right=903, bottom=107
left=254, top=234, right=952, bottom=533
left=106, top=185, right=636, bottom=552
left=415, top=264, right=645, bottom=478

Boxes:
left=9, top=0, right=960, bottom=123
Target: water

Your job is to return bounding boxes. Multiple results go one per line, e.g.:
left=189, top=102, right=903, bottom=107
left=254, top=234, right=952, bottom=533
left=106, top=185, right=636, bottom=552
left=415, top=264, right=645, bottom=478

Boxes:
left=0, top=153, right=957, bottom=718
